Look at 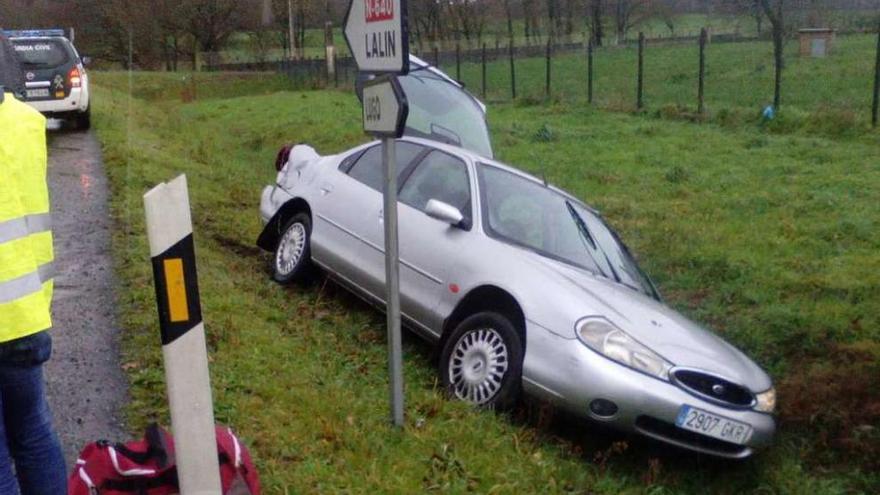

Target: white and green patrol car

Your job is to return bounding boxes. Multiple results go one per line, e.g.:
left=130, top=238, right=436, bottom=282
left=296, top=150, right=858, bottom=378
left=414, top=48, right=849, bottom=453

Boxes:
left=5, top=29, right=91, bottom=129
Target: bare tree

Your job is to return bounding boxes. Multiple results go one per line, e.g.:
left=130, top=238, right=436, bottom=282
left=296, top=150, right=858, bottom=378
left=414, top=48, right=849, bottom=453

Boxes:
left=612, top=0, right=651, bottom=43
left=759, top=0, right=784, bottom=108
left=523, top=0, right=542, bottom=42
left=182, top=0, right=249, bottom=54
left=588, top=0, right=605, bottom=46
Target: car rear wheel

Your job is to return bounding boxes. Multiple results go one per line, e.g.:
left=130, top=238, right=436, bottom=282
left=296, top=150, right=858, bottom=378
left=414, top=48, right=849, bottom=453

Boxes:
left=440, top=312, right=523, bottom=410
left=272, top=213, right=313, bottom=284
left=74, top=106, right=90, bottom=130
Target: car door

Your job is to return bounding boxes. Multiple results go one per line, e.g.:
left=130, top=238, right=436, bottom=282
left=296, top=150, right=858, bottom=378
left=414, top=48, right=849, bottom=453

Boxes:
left=362, top=149, right=475, bottom=336
left=311, top=141, right=425, bottom=301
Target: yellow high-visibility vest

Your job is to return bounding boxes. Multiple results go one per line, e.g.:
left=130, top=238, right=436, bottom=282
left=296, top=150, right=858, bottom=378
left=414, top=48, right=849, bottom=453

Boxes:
left=0, top=92, right=53, bottom=342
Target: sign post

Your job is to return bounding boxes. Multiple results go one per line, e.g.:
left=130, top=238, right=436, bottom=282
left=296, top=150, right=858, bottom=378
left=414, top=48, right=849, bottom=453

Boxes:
left=345, top=0, right=409, bottom=427
left=144, top=175, right=222, bottom=494
left=363, top=76, right=408, bottom=426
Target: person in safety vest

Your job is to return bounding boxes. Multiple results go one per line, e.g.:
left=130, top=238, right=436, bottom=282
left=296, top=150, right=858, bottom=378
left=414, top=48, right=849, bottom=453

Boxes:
left=0, top=31, right=67, bottom=494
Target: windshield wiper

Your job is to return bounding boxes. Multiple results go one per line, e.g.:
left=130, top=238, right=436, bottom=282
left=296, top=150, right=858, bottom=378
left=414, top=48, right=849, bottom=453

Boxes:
left=565, top=201, right=615, bottom=281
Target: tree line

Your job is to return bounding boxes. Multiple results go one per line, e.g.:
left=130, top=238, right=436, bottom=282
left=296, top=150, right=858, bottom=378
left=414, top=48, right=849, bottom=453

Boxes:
left=0, top=0, right=874, bottom=71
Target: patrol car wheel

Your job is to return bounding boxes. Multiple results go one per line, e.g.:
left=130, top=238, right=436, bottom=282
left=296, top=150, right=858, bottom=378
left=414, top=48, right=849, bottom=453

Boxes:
left=75, top=106, right=91, bottom=130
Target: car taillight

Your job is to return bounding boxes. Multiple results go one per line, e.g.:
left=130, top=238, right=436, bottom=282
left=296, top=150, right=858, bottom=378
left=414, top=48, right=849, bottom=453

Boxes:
left=275, top=144, right=293, bottom=172
left=68, top=67, right=82, bottom=88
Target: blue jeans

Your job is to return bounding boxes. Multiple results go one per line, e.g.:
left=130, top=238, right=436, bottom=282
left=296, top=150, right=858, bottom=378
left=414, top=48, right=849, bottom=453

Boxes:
left=0, top=332, right=66, bottom=495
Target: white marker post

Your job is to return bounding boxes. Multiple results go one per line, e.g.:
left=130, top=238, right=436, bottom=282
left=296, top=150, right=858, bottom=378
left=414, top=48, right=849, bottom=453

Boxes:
left=144, top=175, right=222, bottom=494
left=345, top=0, right=410, bottom=427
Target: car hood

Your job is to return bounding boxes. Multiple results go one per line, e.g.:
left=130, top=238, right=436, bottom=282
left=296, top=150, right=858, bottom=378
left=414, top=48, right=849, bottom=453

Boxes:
left=528, top=255, right=772, bottom=392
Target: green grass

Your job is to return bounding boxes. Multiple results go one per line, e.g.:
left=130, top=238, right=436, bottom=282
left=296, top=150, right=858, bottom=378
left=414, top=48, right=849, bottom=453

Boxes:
left=91, top=71, right=879, bottom=493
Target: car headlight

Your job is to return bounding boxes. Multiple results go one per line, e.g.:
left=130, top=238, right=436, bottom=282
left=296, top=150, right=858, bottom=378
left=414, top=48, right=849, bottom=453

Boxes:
left=576, top=317, right=673, bottom=380
left=576, top=318, right=672, bottom=380
left=754, top=387, right=776, bottom=413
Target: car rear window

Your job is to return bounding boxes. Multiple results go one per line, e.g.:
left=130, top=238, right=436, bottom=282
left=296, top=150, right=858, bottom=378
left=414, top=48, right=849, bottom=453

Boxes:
left=11, top=39, right=69, bottom=68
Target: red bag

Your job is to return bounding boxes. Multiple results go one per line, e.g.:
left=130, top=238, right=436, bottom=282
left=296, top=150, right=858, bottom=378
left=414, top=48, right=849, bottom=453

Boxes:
left=69, top=424, right=260, bottom=494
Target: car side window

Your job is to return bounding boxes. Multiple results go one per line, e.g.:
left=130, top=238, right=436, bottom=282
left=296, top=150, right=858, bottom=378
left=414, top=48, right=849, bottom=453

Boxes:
left=345, top=142, right=423, bottom=192
left=338, top=148, right=365, bottom=173
left=399, top=151, right=471, bottom=219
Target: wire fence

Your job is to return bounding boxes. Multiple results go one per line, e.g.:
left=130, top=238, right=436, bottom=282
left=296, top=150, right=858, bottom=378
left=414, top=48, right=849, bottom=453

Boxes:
left=205, top=27, right=880, bottom=128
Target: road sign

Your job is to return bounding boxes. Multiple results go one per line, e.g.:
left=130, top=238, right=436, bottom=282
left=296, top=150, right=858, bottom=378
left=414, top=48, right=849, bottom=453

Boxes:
left=343, top=0, right=409, bottom=74
left=144, top=175, right=222, bottom=494
left=362, top=75, right=408, bottom=138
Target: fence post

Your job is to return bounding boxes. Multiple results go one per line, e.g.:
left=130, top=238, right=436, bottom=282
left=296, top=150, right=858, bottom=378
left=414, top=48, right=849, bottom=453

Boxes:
left=587, top=39, right=594, bottom=104
left=481, top=43, right=487, bottom=99
left=324, top=21, right=336, bottom=84
left=637, top=32, right=645, bottom=110
left=545, top=37, right=552, bottom=98
left=698, top=27, right=706, bottom=115
left=456, top=43, right=461, bottom=81
left=433, top=45, right=439, bottom=67
left=509, top=41, right=516, bottom=99
left=873, top=23, right=880, bottom=127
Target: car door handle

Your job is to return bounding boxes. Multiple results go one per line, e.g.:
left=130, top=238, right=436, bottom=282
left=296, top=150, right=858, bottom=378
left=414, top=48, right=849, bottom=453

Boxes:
left=378, top=209, right=383, bottom=223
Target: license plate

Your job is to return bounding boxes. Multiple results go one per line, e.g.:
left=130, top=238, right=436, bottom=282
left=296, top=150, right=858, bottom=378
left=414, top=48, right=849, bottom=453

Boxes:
left=675, top=405, right=752, bottom=445
left=26, top=88, right=49, bottom=98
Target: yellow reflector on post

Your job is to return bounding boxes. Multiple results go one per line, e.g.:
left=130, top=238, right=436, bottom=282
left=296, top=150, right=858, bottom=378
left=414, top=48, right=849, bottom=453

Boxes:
left=162, top=258, right=189, bottom=323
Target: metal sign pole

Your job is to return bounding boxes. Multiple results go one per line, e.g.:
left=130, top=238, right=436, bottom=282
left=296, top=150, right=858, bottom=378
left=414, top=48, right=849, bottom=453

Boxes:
left=382, top=138, right=404, bottom=426
left=144, top=175, right=222, bottom=495
left=346, top=0, right=410, bottom=427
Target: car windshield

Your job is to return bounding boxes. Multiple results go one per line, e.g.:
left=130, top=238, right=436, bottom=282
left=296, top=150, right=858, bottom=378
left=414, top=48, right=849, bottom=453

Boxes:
left=11, top=39, right=69, bottom=68
left=478, top=163, right=659, bottom=299
left=397, top=70, right=493, bottom=159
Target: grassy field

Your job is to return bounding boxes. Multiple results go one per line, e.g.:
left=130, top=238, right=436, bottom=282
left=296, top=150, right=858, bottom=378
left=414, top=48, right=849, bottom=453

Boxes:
left=89, top=67, right=879, bottom=494
left=220, top=32, right=880, bottom=136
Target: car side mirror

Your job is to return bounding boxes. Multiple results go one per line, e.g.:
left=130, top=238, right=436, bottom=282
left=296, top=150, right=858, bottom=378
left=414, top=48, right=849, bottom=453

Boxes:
left=81, top=56, right=91, bottom=66
left=425, top=199, right=465, bottom=228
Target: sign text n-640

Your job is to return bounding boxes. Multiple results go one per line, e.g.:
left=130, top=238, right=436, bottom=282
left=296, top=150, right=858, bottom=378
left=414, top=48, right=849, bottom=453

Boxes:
left=365, top=0, right=394, bottom=22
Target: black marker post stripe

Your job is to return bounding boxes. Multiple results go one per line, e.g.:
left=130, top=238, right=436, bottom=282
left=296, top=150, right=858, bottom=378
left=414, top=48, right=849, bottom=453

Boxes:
left=150, top=234, right=203, bottom=346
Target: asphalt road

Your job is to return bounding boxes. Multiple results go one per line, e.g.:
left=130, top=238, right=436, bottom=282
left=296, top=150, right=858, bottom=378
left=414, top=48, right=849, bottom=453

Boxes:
left=44, top=127, right=129, bottom=467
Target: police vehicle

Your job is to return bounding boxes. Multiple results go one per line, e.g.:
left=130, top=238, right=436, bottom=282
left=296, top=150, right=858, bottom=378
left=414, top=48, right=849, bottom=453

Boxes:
left=5, top=29, right=90, bottom=129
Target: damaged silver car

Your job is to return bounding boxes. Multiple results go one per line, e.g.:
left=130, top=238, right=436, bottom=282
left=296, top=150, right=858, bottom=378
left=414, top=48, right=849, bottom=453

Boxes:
left=256, top=56, right=776, bottom=458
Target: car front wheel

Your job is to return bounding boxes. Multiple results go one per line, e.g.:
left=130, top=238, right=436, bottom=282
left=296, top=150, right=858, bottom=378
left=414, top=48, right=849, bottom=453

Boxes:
left=272, top=213, right=313, bottom=284
left=440, top=312, right=523, bottom=410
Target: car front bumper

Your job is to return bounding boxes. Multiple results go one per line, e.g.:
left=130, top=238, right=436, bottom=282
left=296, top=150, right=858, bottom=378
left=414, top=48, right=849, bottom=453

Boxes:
left=522, top=324, right=775, bottom=459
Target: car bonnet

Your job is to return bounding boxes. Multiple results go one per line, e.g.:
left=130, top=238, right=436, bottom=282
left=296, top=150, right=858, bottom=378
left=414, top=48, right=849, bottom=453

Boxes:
left=530, top=255, right=773, bottom=392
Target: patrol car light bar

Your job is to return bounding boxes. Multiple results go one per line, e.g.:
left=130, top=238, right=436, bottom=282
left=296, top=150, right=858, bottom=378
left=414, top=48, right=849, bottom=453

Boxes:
left=3, top=29, right=67, bottom=38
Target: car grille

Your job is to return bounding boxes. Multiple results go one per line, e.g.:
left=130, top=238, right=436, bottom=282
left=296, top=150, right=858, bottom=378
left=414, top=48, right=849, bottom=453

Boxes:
left=671, top=369, right=754, bottom=408
left=635, top=416, right=751, bottom=458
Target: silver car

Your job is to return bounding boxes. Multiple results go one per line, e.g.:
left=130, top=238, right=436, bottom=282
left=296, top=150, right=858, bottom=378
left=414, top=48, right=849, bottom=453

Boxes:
left=257, top=57, right=776, bottom=459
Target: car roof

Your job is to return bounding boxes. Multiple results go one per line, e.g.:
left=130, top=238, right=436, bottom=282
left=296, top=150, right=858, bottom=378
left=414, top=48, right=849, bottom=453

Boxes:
left=398, top=136, right=597, bottom=212
left=400, top=136, right=547, bottom=187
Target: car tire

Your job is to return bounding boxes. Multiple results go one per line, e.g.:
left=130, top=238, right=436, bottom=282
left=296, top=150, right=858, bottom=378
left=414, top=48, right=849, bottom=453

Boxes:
left=75, top=106, right=91, bottom=130
left=272, top=213, right=314, bottom=284
left=440, top=312, right=523, bottom=410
